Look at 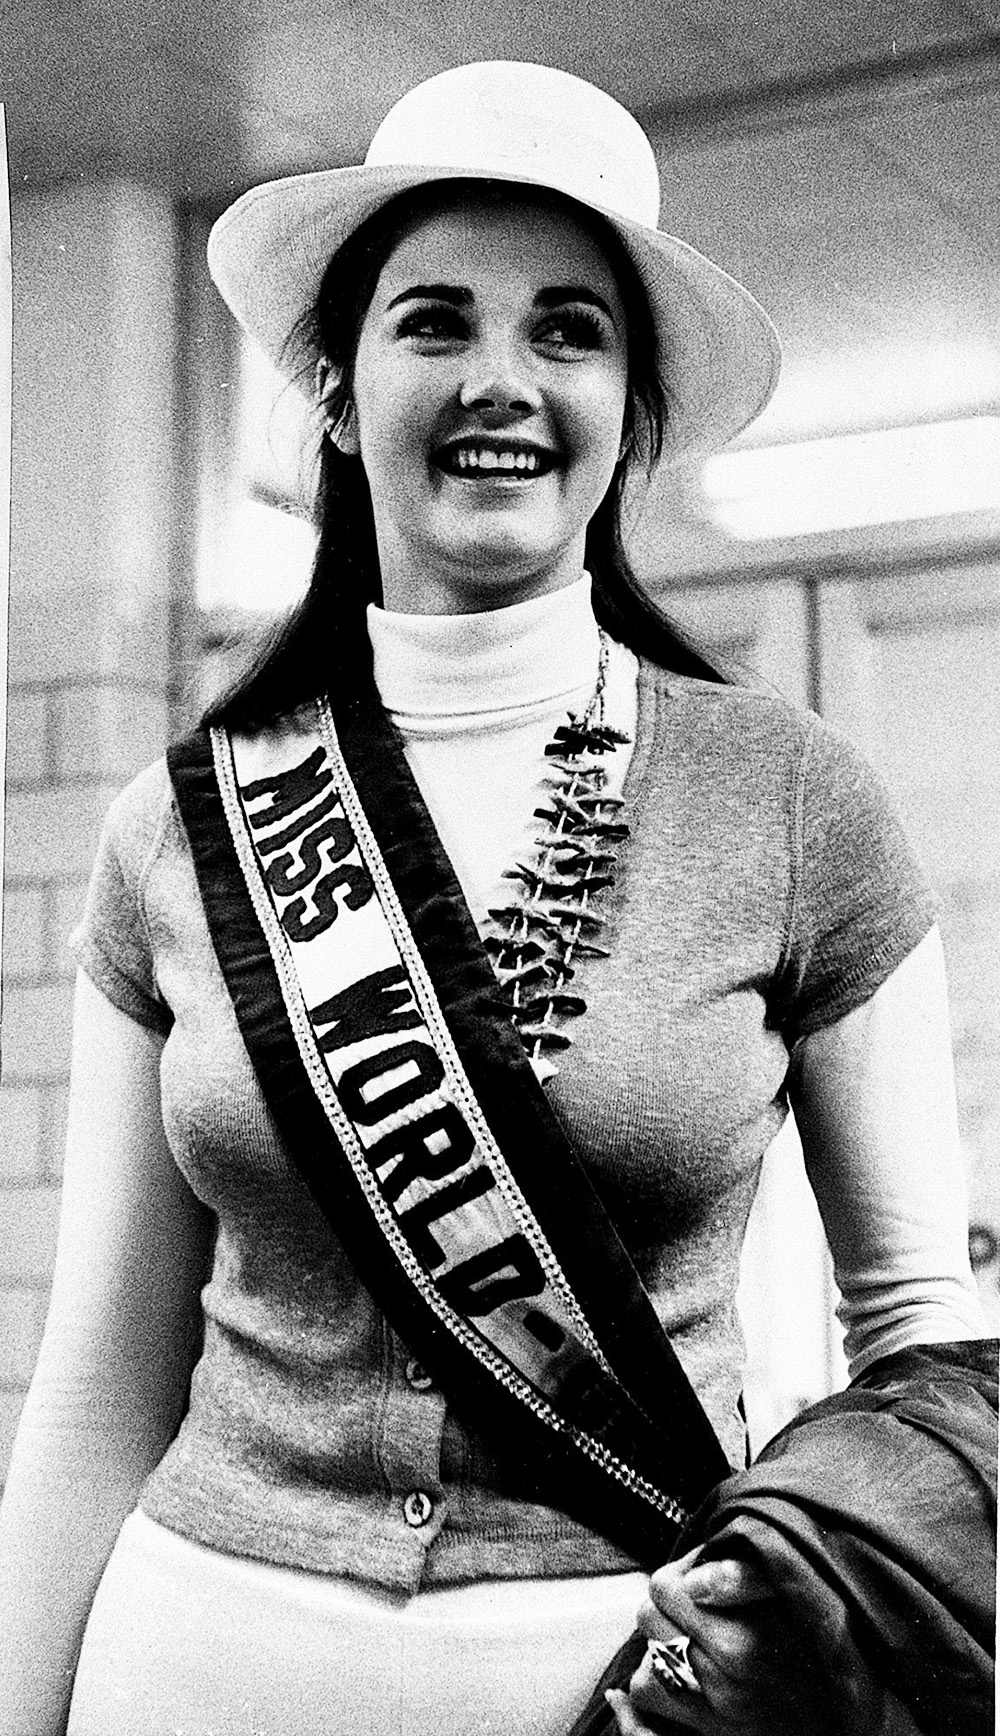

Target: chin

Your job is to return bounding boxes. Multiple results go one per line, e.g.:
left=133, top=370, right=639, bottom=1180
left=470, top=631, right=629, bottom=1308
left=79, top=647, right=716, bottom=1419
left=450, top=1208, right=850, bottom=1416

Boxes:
left=460, top=549, right=572, bottom=598
left=448, top=519, right=576, bottom=573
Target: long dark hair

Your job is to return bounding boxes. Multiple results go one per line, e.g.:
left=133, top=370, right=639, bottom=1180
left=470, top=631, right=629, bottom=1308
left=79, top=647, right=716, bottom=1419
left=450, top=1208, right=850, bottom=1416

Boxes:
left=205, top=179, right=725, bottom=729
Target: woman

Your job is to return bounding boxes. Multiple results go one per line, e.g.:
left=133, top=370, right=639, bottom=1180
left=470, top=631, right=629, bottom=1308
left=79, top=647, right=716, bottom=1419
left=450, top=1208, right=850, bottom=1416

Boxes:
left=0, top=59, right=989, bottom=1736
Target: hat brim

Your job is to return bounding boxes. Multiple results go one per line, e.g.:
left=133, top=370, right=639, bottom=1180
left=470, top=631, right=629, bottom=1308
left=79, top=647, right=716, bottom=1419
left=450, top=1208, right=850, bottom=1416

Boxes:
left=207, top=162, right=780, bottom=462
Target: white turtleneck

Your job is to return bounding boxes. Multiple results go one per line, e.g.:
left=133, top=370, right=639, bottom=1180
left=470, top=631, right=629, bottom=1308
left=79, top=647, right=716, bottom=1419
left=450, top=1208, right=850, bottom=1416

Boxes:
left=367, top=576, right=638, bottom=926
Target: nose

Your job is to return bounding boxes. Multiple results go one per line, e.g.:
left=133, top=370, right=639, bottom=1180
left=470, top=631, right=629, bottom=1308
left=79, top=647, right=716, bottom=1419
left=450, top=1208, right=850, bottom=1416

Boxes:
left=458, top=338, right=542, bottom=421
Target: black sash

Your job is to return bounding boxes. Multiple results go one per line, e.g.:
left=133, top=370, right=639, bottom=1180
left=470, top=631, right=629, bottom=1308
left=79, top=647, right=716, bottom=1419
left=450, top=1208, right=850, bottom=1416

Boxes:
left=167, top=673, right=729, bottom=1568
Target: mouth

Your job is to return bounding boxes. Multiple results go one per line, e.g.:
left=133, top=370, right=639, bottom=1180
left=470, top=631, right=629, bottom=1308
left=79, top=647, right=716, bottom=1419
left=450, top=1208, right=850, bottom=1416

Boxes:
left=433, top=439, right=559, bottom=482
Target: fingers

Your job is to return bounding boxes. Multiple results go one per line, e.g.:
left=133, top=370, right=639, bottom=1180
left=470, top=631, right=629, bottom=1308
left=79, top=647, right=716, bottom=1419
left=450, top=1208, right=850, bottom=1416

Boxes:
left=640, top=1555, right=698, bottom=1642
left=650, top=1549, right=770, bottom=1615
left=629, top=1632, right=752, bottom=1730
left=631, top=1550, right=784, bottom=1735
left=681, top=1555, right=771, bottom=1610
left=644, top=1553, right=773, bottom=1672
left=604, top=1688, right=653, bottom=1734
left=628, top=1642, right=708, bottom=1729
left=617, top=1553, right=804, bottom=1736
left=605, top=1684, right=709, bottom=1734
left=639, top=1600, right=767, bottom=1695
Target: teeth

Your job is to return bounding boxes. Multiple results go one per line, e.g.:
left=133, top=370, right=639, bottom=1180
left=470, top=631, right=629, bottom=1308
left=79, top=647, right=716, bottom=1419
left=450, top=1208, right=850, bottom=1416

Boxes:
left=450, top=447, right=543, bottom=474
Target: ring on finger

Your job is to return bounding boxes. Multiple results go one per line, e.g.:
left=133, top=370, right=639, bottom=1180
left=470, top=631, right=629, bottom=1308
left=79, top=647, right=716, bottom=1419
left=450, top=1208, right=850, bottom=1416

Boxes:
left=646, top=1633, right=703, bottom=1695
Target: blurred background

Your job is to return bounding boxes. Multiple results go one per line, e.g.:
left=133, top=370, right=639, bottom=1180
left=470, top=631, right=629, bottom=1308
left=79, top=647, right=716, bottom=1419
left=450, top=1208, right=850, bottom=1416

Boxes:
left=2, top=2, right=999, bottom=1463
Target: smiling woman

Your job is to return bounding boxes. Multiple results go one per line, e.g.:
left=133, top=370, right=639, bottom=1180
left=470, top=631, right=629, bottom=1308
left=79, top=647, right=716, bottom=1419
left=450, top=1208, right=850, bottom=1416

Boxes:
left=323, top=192, right=631, bottom=612
left=0, top=56, right=993, bottom=1736
left=207, top=170, right=694, bottom=727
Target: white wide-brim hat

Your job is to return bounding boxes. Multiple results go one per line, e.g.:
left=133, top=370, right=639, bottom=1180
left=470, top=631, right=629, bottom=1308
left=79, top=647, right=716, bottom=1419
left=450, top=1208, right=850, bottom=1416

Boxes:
left=208, top=60, right=781, bottom=461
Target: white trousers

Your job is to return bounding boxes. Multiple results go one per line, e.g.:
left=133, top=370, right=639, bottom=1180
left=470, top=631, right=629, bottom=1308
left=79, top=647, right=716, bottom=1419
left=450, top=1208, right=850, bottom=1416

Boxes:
left=68, top=1511, right=647, bottom=1736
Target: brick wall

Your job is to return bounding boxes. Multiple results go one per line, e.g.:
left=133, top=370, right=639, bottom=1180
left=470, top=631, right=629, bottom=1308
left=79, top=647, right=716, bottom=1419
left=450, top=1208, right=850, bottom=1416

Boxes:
left=0, top=179, right=178, bottom=1479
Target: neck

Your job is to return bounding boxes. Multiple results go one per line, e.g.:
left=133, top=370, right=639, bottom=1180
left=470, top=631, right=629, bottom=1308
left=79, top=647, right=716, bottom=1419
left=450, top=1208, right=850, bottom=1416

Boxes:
left=367, top=573, right=600, bottom=726
left=376, top=537, right=589, bottom=618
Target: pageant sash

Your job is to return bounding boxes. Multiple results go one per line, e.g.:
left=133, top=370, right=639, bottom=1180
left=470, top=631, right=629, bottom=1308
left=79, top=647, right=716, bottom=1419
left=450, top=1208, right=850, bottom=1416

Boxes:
left=168, top=685, right=729, bottom=1565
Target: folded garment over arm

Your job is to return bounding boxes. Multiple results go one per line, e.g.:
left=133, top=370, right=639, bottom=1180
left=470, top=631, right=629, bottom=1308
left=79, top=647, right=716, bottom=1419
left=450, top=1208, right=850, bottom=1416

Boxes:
left=569, top=1340, right=998, bottom=1736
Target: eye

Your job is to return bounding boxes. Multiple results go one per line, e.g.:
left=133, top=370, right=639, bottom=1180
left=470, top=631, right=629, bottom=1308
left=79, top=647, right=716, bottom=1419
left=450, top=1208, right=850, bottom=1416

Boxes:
left=395, top=305, right=467, bottom=343
left=534, top=307, right=607, bottom=353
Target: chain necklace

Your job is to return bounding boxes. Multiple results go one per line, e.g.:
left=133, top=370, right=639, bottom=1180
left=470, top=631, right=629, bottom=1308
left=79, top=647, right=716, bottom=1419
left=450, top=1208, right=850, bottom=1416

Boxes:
left=482, top=630, right=631, bottom=1083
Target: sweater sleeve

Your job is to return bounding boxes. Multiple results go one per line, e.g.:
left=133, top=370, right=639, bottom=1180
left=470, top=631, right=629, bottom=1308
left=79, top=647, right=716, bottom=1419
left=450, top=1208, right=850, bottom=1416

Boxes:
left=772, top=721, right=986, bottom=1371
left=773, top=716, right=937, bottom=1047
left=69, top=762, right=174, bottom=1035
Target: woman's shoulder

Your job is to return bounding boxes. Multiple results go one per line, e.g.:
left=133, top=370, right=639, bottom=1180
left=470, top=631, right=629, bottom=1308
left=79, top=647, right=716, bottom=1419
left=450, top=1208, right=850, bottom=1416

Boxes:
left=74, top=756, right=184, bottom=1032
left=636, top=655, right=827, bottom=759
left=93, top=754, right=185, bottom=895
left=102, top=753, right=174, bottom=834
left=634, top=655, right=900, bottom=827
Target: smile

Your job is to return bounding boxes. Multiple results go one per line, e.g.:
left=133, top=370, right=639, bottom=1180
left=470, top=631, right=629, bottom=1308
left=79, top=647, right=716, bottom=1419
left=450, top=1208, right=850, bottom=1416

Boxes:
left=435, top=443, right=557, bottom=479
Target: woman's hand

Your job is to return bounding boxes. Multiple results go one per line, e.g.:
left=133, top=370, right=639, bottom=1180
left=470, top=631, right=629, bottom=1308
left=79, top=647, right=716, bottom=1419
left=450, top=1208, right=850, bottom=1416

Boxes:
left=605, top=1548, right=798, bottom=1734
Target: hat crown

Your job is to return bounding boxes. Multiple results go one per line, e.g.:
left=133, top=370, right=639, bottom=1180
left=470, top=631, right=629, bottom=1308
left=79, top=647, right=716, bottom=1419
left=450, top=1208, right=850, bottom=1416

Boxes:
left=365, top=60, right=661, bottom=231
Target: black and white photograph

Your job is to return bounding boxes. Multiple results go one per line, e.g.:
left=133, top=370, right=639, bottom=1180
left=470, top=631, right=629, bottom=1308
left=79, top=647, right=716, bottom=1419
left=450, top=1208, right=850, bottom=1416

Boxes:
left=1, top=8, right=998, bottom=1733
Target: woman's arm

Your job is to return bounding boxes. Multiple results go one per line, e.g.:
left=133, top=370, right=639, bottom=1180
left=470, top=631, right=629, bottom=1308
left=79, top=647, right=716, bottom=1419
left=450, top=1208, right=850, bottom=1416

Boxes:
left=613, top=926, right=988, bottom=1735
left=0, top=972, right=213, bottom=1736
left=791, top=922, right=985, bottom=1368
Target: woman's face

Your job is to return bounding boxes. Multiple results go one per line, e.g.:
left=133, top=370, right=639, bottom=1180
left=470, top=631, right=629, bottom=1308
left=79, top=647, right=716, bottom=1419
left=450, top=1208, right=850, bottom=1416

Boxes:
left=334, top=192, right=630, bottom=614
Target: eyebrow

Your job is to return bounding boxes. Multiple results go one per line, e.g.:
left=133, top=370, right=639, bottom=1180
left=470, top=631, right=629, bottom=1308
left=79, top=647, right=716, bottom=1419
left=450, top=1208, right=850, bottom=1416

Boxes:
left=385, top=284, right=472, bottom=310
left=535, top=286, right=615, bottom=319
left=385, top=283, right=616, bottom=319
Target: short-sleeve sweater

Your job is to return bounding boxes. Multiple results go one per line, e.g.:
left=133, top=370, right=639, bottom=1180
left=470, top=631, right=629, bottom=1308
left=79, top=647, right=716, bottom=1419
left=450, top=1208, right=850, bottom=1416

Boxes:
left=72, top=654, right=935, bottom=1593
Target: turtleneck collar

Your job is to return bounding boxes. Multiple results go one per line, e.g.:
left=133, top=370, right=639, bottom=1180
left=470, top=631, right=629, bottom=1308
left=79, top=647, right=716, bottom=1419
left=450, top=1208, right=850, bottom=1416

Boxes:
left=367, top=575, right=600, bottom=727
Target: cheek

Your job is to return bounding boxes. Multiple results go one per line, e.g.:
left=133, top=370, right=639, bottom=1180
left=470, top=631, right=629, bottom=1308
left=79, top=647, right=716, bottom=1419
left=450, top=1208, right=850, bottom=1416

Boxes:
left=356, top=390, right=430, bottom=488
left=564, top=374, right=629, bottom=473
left=349, top=340, right=431, bottom=475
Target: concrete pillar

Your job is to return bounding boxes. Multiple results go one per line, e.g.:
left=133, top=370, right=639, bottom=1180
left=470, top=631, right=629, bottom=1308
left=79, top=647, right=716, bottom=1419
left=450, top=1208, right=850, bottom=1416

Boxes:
left=0, top=180, right=179, bottom=1475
